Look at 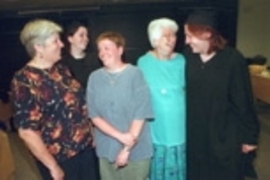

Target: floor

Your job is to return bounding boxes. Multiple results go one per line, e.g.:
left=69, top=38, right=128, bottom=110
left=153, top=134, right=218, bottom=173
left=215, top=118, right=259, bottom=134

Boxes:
left=4, top=101, right=270, bottom=180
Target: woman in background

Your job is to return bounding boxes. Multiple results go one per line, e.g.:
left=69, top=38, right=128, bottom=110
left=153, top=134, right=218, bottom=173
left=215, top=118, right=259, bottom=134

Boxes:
left=137, top=18, right=186, bottom=180
left=62, top=21, right=101, bottom=89
left=62, top=21, right=100, bottom=179
left=11, top=19, right=98, bottom=180
left=86, top=31, right=153, bottom=180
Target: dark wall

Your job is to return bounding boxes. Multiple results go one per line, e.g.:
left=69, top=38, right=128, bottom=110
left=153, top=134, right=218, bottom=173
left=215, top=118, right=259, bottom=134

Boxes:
left=0, top=1, right=238, bottom=91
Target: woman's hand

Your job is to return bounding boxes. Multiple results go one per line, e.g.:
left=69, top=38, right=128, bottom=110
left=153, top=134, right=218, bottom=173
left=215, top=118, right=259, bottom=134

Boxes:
left=117, top=132, right=137, bottom=147
left=242, top=144, right=257, bottom=154
left=115, top=147, right=130, bottom=168
left=49, top=164, right=64, bottom=180
left=92, top=117, right=136, bottom=147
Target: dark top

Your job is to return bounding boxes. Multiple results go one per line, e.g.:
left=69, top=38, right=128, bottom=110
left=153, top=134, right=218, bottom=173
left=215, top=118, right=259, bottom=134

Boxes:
left=184, top=46, right=259, bottom=180
left=11, top=62, right=92, bottom=162
left=61, top=52, right=101, bottom=89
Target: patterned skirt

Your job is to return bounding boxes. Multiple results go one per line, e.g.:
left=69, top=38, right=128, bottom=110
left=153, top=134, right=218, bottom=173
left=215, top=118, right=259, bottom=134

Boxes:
left=150, top=143, right=186, bottom=180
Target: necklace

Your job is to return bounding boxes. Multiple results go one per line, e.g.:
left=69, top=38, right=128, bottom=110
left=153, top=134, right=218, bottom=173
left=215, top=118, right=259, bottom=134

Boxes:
left=106, top=72, right=121, bottom=85
left=103, top=64, right=129, bottom=85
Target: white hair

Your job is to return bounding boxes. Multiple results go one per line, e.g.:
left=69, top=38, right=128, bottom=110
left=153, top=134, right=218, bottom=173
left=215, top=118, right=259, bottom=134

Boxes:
left=147, top=17, right=178, bottom=48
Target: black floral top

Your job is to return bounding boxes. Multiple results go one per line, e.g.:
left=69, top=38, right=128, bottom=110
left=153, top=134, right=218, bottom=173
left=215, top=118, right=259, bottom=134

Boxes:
left=11, top=62, right=92, bottom=162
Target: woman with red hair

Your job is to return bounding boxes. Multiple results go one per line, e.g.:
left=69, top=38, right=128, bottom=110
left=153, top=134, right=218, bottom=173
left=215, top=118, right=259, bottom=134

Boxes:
left=184, top=10, right=259, bottom=180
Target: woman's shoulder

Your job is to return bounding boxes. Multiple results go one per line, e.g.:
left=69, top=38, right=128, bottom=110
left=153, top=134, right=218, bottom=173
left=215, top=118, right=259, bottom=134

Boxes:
left=89, top=67, right=104, bottom=77
left=12, top=65, right=38, bottom=86
left=220, top=46, right=246, bottom=65
left=137, top=51, right=153, bottom=64
left=127, top=64, right=141, bottom=72
left=60, top=52, right=74, bottom=63
left=13, top=64, right=33, bottom=78
left=222, top=46, right=243, bottom=56
left=174, top=52, right=186, bottom=60
left=182, top=46, right=193, bottom=56
left=115, top=64, right=143, bottom=79
left=85, top=52, right=97, bottom=59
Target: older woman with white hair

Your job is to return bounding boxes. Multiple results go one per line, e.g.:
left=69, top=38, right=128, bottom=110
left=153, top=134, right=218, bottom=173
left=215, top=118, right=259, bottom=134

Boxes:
left=11, top=19, right=98, bottom=180
left=137, top=18, right=186, bottom=180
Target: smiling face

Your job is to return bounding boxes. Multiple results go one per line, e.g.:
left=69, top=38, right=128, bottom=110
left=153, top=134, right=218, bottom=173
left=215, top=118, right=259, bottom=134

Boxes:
left=154, top=27, right=177, bottom=56
left=97, top=38, right=123, bottom=68
left=36, top=33, right=64, bottom=64
left=184, top=24, right=210, bottom=54
left=68, top=26, right=89, bottom=52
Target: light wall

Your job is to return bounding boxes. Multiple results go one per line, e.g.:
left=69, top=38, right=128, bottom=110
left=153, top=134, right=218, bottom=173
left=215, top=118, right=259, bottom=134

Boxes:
left=237, top=0, right=270, bottom=65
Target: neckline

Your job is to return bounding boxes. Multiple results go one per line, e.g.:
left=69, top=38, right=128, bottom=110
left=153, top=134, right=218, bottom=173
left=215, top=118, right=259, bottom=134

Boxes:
left=149, top=51, right=177, bottom=62
left=103, top=63, right=129, bottom=74
left=200, top=52, right=216, bottom=63
left=102, top=64, right=130, bottom=85
left=26, top=64, right=53, bottom=72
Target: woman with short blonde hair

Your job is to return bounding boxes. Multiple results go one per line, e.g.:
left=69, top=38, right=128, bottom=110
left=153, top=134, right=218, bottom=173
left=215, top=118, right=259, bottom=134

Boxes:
left=12, top=19, right=98, bottom=180
left=20, top=19, right=62, bottom=57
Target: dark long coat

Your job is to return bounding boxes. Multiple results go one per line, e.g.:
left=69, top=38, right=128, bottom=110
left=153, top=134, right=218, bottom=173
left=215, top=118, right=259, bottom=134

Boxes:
left=184, top=46, right=259, bottom=180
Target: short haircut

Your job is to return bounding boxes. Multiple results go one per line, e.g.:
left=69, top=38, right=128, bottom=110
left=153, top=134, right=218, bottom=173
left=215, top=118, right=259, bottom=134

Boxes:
left=96, top=31, right=125, bottom=48
left=20, top=19, right=62, bottom=57
left=147, top=18, right=178, bottom=48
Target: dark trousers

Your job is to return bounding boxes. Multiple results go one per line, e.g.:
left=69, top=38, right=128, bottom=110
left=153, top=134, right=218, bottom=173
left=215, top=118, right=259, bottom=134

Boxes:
left=36, top=147, right=100, bottom=180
